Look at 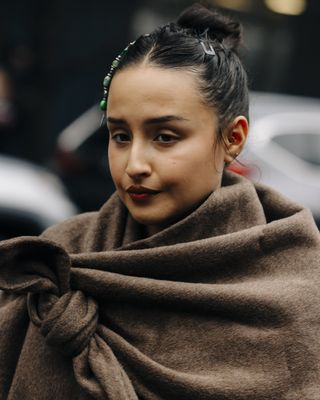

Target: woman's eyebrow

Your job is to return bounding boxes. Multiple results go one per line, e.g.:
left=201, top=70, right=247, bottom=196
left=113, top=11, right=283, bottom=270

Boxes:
left=144, top=115, right=189, bottom=125
left=107, top=115, right=189, bottom=125
left=107, top=117, right=126, bottom=125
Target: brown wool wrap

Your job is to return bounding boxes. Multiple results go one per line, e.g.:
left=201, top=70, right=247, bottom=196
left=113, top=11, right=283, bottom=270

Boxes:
left=1, top=172, right=320, bottom=400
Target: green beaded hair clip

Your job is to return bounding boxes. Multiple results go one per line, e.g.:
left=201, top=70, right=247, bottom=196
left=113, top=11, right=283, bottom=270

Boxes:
left=99, top=41, right=136, bottom=111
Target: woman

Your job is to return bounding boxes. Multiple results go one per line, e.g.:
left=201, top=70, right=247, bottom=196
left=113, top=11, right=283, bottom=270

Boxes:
left=1, top=4, right=320, bottom=399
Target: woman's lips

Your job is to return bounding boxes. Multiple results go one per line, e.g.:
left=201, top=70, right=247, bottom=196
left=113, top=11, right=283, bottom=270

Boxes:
left=128, top=192, right=155, bottom=201
left=126, top=185, right=160, bottom=201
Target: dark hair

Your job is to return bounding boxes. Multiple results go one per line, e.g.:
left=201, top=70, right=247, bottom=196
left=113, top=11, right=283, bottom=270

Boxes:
left=113, top=3, right=249, bottom=139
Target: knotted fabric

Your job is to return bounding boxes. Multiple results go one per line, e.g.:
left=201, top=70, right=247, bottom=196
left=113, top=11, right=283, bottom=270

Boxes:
left=0, top=237, right=98, bottom=357
left=0, top=237, right=137, bottom=399
left=1, top=172, right=320, bottom=400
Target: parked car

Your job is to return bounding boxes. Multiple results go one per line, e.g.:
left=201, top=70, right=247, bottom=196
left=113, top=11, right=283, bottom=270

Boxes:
left=238, top=92, right=320, bottom=226
left=0, top=154, right=77, bottom=239
left=54, top=92, right=320, bottom=226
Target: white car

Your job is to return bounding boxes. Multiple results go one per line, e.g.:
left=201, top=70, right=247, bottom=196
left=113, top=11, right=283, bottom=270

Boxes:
left=238, top=92, right=320, bottom=225
left=0, top=154, right=77, bottom=239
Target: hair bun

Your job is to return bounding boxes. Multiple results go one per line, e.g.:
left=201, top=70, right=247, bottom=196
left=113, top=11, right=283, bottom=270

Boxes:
left=176, top=3, right=242, bottom=51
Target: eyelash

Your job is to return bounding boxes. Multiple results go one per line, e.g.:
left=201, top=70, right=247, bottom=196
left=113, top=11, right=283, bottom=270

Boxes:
left=110, top=132, right=179, bottom=144
left=155, top=133, right=178, bottom=143
left=111, top=133, right=130, bottom=143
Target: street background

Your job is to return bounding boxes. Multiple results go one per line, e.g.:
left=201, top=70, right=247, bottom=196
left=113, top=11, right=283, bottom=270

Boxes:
left=1, top=0, right=319, bottom=164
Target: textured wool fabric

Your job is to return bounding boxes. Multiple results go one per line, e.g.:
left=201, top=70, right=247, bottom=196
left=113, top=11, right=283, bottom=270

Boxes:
left=1, top=172, right=320, bottom=400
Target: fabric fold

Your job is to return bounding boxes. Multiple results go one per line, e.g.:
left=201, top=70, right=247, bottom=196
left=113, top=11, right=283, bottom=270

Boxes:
left=0, top=236, right=70, bottom=295
left=0, top=236, right=136, bottom=398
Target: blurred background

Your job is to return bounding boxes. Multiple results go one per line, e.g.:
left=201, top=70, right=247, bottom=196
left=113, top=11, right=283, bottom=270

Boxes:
left=1, top=0, right=320, bottom=238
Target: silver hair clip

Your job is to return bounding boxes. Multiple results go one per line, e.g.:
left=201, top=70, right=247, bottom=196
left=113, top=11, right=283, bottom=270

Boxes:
left=200, top=40, right=216, bottom=56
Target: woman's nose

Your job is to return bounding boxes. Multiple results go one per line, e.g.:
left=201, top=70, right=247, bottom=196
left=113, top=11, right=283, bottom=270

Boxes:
left=125, top=144, right=152, bottom=179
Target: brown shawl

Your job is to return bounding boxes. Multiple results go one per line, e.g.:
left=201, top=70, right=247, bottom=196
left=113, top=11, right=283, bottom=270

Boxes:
left=1, top=172, right=320, bottom=400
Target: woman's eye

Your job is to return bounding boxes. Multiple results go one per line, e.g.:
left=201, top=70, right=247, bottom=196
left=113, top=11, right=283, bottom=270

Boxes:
left=111, top=133, right=130, bottom=143
left=155, top=133, right=178, bottom=143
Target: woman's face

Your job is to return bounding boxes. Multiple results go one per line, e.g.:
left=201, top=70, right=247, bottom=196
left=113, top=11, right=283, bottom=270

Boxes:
left=107, top=64, right=227, bottom=235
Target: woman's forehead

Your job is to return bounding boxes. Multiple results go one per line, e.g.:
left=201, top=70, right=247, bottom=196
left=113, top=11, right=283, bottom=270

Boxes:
left=107, top=65, right=210, bottom=117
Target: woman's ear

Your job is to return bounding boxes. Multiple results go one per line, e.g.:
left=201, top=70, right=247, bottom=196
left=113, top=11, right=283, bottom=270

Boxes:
left=223, top=116, right=249, bottom=164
